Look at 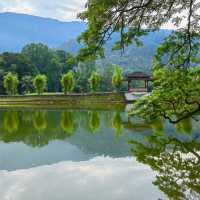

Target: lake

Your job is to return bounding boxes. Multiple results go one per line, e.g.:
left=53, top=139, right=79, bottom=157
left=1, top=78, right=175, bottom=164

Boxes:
left=0, top=109, right=199, bottom=200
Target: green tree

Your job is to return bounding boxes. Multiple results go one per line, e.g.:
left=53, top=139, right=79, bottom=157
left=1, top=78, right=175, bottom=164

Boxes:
left=21, top=75, right=33, bottom=94
left=3, top=72, right=19, bottom=95
left=112, top=66, right=123, bottom=91
left=130, top=67, right=200, bottom=123
left=88, top=71, right=101, bottom=92
left=22, top=43, right=52, bottom=74
left=61, top=71, right=75, bottom=94
left=33, top=74, right=47, bottom=95
left=75, top=61, right=96, bottom=92
left=78, top=0, right=200, bottom=121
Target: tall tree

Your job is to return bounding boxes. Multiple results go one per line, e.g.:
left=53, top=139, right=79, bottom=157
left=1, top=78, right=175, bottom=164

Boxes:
left=78, top=0, right=200, bottom=121
left=3, top=72, right=19, bottom=95
left=33, top=74, right=47, bottom=95
left=61, top=71, right=75, bottom=94
left=88, top=71, right=101, bottom=92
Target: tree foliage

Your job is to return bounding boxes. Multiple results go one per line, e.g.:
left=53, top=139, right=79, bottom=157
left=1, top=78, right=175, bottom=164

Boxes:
left=3, top=72, right=19, bottom=95
left=78, top=0, right=200, bottom=121
left=21, top=75, right=34, bottom=94
left=112, top=66, right=123, bottom=91
left=78, top=0, right=200, bottom=60
left=130, top=67, right=200, bottom=123
left=33, top=74, right=47, bottom=95
left=61, top=71, right=75, bottom=94
left=88, top=71, right=101, bottom=92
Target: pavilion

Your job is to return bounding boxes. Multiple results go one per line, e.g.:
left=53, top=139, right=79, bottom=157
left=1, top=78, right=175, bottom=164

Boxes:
left=123, top=71, right=153, bottom=92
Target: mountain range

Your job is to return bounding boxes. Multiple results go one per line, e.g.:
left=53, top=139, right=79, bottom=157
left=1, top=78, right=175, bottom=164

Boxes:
left=0, top=12, right=171, bottom=71
left=0, top=12, right=86, bottom=52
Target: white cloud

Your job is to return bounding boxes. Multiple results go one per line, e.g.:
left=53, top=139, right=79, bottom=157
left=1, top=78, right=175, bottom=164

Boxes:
left=0, top=0, right=86, bottom=21
left=0, top=156, right=166, bottom=200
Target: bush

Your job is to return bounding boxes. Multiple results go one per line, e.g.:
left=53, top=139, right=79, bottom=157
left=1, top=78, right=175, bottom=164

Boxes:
left=3, top=72, right=19, bottom=95
left=88, top=71, right=101, bottom=92
left=61, top=71, right=75, bottom=94
left=112, top=66, right=123, bottom=91
left=33, top=74, right=47, bottom=95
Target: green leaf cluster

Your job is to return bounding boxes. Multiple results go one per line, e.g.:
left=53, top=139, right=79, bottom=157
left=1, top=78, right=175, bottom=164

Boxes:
left=112, top=66, right=123, bottom=91
left=88, top=71, right=101, bottom=92
left=60, top=71, right=75, bottom=94
left=33, top=74, right=47, bottom=95
left=3, top=72, right=19, bottom=95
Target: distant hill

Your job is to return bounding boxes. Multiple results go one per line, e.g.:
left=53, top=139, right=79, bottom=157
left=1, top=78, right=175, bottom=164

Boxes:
left=0, top=12, right=171, bottom=71
left=0, top=12, right=86, bottom=52
left=58, top=30, right=171, bottom=72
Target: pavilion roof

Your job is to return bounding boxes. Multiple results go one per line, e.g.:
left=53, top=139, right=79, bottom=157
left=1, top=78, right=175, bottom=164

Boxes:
left=124, top=71, right=152, bottom=80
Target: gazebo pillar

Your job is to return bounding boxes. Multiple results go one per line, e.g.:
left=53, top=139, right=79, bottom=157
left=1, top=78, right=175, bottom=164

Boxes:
left=144, top=80, right=147, bottom=88
left=128, top=80, right=131, bottom=91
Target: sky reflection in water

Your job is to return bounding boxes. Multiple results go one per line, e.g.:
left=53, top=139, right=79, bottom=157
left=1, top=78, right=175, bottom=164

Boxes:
left=0, top=109, right=199, bottom=200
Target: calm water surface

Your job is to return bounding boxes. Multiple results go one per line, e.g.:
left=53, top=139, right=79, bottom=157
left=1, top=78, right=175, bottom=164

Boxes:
left=0, top=109, right=199, bottom=200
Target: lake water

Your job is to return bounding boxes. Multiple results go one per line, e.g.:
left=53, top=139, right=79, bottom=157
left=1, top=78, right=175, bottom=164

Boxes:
left=0, top=109, right=199, bottom=200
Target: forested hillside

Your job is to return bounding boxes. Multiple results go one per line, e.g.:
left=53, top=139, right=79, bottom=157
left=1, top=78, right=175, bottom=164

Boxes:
left=58, top=30, right=171, bottom=72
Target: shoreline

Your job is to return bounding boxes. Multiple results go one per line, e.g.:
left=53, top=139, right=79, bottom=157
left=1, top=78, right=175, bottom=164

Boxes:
left=0, top=92, right=126, bottom=111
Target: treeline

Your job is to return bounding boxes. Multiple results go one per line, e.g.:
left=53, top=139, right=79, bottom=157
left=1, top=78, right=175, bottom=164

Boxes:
left=0, top=43, right=126, bottom=95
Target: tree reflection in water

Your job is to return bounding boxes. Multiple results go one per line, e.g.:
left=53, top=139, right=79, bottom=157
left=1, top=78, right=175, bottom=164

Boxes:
left=112, top=112, right=123, bottom=137
left=0, top=109, right=199, bottom=199
left=129, top=117, right=200, bottom=200
left=88, top=111, right=100, bottom=134
left=60, top=111, right=76, bottom=137
left=3, top=110, right=19, bottom=133
left=33, top=111, right=47, bottom=133
left=176, top=117, right=193, bottom=134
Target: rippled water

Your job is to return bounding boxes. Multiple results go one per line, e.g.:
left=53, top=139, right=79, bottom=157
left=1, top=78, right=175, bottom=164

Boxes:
left=0, top=109, right=199, bottom=200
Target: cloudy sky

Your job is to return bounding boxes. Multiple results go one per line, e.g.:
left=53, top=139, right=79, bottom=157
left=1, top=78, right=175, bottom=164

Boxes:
left=0, top=0, right=86, bottom=21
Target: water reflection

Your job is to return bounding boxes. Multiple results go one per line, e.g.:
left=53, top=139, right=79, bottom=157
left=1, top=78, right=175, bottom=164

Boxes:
left=88, top=111, right=100, bottom=134
left=175, top=117, right=193, bottom=134
left=112, top=112, right=123, bottom=137
left=130, top=126, right=200, bottom=199
left=0, top=157, right=165, bottom=200
left=3, top=110, right=19, bottom=133
left=60, top=111, right=77, bottom=136
left=33, top=111, right=47, bottom=132
left=0, top=109, right=199, bottom=199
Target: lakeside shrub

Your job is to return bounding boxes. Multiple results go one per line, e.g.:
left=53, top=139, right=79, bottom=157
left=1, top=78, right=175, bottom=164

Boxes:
left=88, top=71, right=101, bottom=92
left=3, top=72, right=19, bottom=95
left=33, top=74, right=47, bottom=95
left=61, top=71, right=75, bottom=94
left=112, top=66, right=123, bottom=91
